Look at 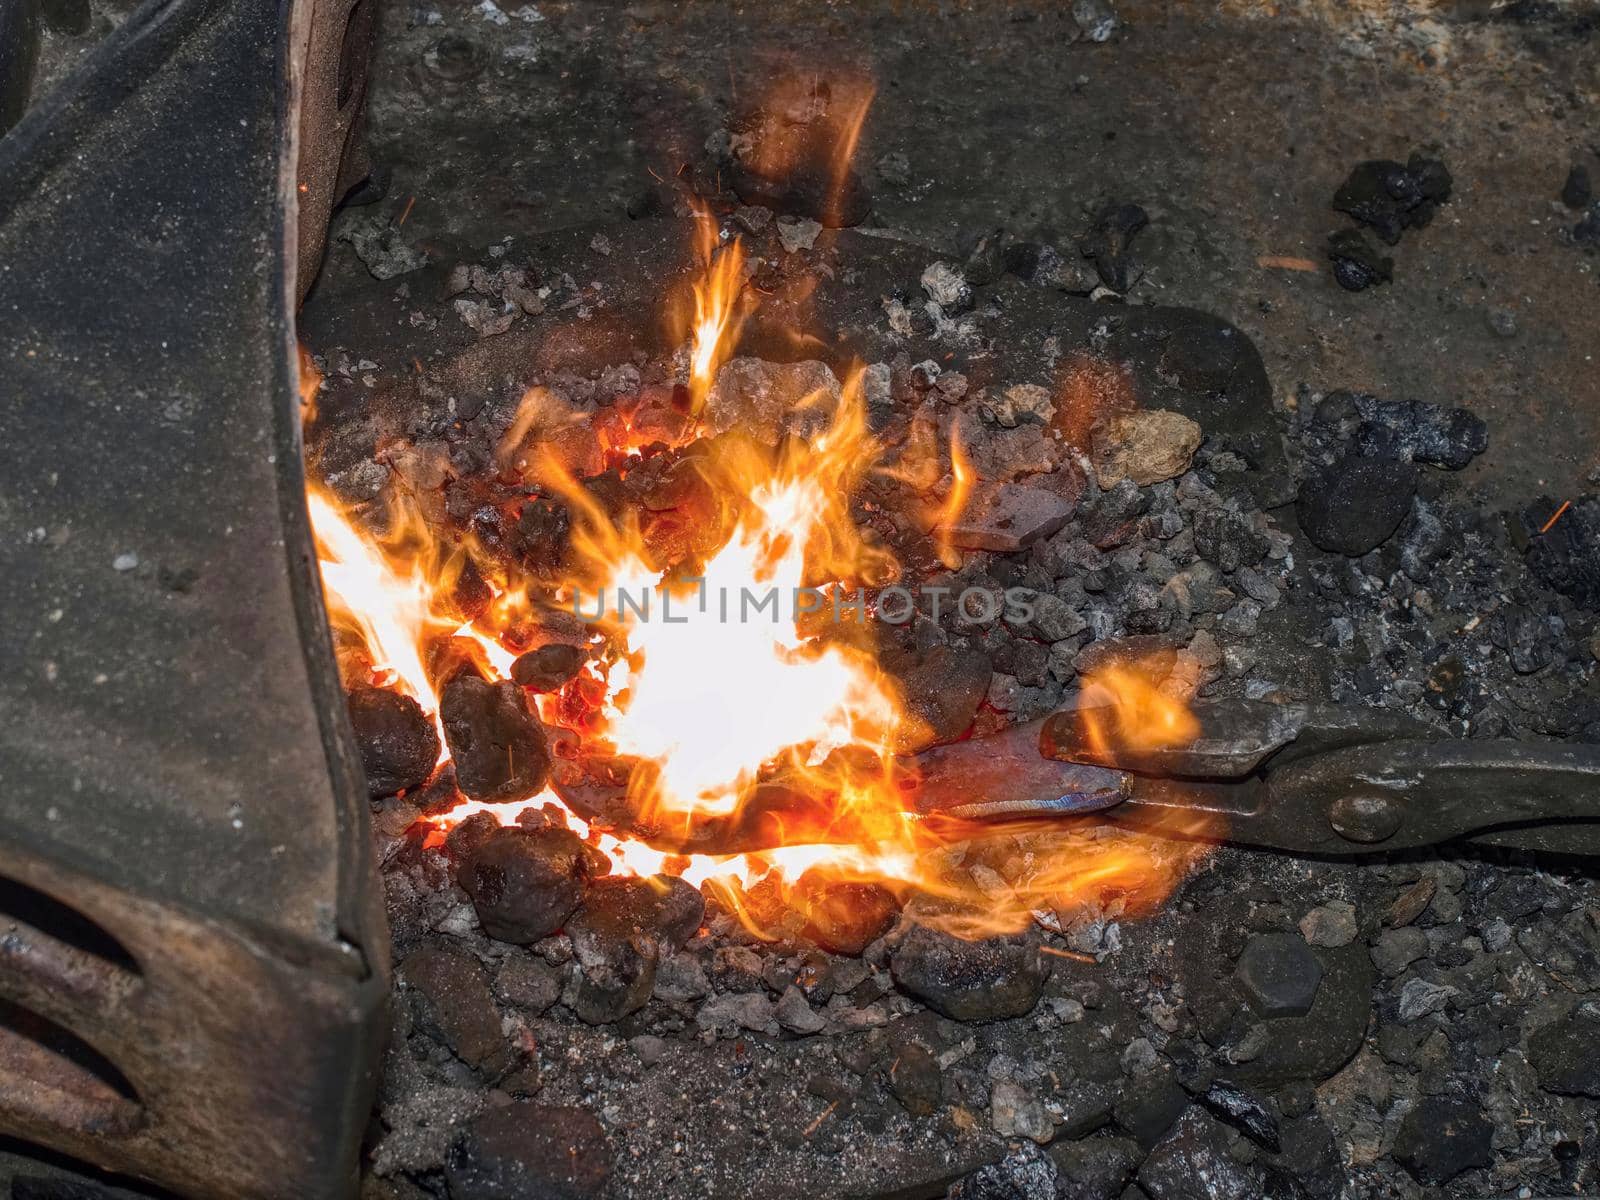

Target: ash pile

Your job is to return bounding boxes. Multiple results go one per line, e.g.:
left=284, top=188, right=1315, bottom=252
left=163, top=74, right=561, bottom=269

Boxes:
left=303, top=198, right=1600, bottom=1199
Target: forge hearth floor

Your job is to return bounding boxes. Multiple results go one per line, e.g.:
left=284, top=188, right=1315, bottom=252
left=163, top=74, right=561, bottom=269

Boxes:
left=287, top=5, right=1600, bottom=1198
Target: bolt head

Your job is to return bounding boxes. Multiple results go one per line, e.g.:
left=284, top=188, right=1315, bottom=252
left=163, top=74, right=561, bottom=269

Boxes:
left=1234, top=932, right=1324, bottom=1019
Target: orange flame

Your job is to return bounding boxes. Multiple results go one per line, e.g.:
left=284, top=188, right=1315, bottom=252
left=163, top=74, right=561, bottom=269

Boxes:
left=309, top=207, right=1213, bottom=941
left=686, top=208, right=749, bottom=415
left=933, top=421, right=974, bottom=569
left=1078, top=658, right=1203, bottom=763
left=297, top=342, right=321, bottom=427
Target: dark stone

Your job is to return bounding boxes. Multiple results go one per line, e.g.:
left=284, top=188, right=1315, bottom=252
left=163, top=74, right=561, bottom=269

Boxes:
left=1047, top=1135, right=1141, bottom=1199
left=1561, top=163, right=1592, bottom=209
left=888, top=1041, right=943, bottom=1116
left=1331, top=155, right=1451, bottom=246
left=1272, top=1113, right=1348, bottom=1200
left=565, top=915, right=658, bottom=1025
left=1525, top=495, right=1600, bottom=609
left=441, top=673, right=551, bottom=802
left=1343, top=391, right=1488, bottom=469
left=1114, top=1071, right=1189, bottom=1149
left=943, top=481, right=1076, bottom=552
left=1326, top=228, right=1393, bottom=292
left=458, top=825, right=606, bottom=944
left=1527, top=1004, right=1600, bottom=1098
left=446, top=1102, right=611, bottom=1200
left=345, top=686, right=440, bottom=798
left=398, top=945, right=513, bottom=1076
left=495, top=955, right=563, bottom=1014
left=1576, top=204, right=1600, bottom=248
left=948, top=1145, right=1057, bottom=1200
left=1391, top=1093, right=1492, bottom=1184
left=1197, top=1080, right=1280, bottom=1152
left=1137, top=1107, right=1260, bottom=1200
left=1297, top=452, right=1416, bottom=556
left=510, top=642, right=587, bottom=692
left=1079, top=201, right=1148, bottom=291
left=795, top=876, right=900, bottom=956
left=1192, top=506, right=1266, bottom=573
left=1235, top=933, right=1324, bottom=1018
left=889, top=926, right=1047, bottom=1021
left=881, top=641, right=992, bottom=752
left=569, top=874, right=704, bottom=950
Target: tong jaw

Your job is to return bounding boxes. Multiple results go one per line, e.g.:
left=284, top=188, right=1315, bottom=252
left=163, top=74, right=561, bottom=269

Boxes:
left=1041, top=699, right=1600, bottom=856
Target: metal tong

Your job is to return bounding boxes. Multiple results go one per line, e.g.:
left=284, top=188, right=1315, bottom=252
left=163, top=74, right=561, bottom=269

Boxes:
left=1022, top=698, right=1600, bottom=856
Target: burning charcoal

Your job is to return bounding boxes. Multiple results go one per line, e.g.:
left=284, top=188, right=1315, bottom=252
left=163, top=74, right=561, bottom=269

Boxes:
left=702, top=357, right=843, bottom=446
left=1089, top=410, right=1202, bottom=488
left=1562, top=163, right=1593, bottom=209
left=1195, top=1081, right=1280, bottom=1153
left=882, top=642, right=992, bottom=752
left=1524, top=495, right=1600, bottom=608
left=444, top=810, right=501, bottom=864
left=570, top=875, right=705, bottom=950
left=1078, top=201, right=1147, bottom=292
left=1326, top=228, right=1393, bottom=292
left=795, top=875, right=900, bottom=956
left=1137, top=1108, right=1261, bottom=1200
left=942, top=482, right=1075, bottom=552
left=398, top=946, right=514, bottom=1076
left=1527, top=1004, right=1600, bottom=1098
left=345, top=687, right=440, bottom=798
left=441, top=674, right=551, bottom=803
left=458, top=826, right=606, bottom=944
left=1296, top=452, right=1416, bottom=556
left=446, top=1102, right=611, bottom=1200
left=510, top=643, right=587, bottom=692
left=889, top=925, right=1047, bottom=1021
left=1391, top=1094, right=1492, bottom=1185
left=512, top=498, right=572, bottom=572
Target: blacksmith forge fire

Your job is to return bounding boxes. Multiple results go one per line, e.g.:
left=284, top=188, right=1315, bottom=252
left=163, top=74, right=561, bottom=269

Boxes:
left=308, top=197, right=1208, bottom=947
left=291, top=17, right=1600, bottom=1200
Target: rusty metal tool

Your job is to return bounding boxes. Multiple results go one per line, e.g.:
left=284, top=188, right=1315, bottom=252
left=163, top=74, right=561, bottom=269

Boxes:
left=0, top=0, right=384, bottom=1195
left=1036, top=699, right=1600, bottom=856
